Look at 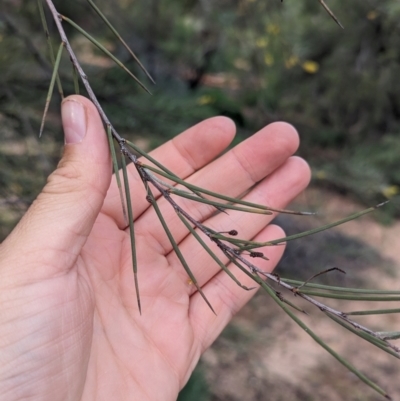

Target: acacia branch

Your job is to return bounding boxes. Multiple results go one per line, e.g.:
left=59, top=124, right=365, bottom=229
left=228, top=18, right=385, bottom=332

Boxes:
left=44, top=0, right=399, bottom=356
left=41, top=2, right=398, bottom=397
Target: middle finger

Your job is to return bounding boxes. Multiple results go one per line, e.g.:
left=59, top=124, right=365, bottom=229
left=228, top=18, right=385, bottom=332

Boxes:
left=167, top=155, right=311, bottom=290
left=134, top=122, right=300, bottom=256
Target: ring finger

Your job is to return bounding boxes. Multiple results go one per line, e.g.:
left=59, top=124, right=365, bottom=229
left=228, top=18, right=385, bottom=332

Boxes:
left=166, top=156, right=311, bottom=292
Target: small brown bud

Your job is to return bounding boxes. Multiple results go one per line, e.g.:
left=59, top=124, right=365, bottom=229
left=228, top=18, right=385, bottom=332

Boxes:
left=218, top=229, right=238, bottom=236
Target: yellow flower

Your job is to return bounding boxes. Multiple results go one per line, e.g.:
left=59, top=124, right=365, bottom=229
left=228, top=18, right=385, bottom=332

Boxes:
left=285, top=56, right=299, bottom=69
left=382, top=185, right=400, bottom=199
left=197, top=95, right=215, bottom=106
left=266, top=24, right=280, bottom=36
left=256, top=38, right=269, bottom=48
left=264, top=53, right=274, bottom=66
left=302, top=61, right=319, bottom=74
left=315, top=170, right=326, bottom=180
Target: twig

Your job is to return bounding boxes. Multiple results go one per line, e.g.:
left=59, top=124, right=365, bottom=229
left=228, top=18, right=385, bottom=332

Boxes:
left=41, top=2, right=399, bottom=397
left=45, top=0, right=400, bottom=355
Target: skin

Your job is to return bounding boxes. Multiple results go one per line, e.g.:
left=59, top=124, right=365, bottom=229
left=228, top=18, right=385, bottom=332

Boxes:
left=0, top=95, right=310, bottom=401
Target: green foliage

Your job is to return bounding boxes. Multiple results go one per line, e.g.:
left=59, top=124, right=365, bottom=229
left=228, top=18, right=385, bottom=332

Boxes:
left=312, top=134, right=400, bottom=221
left=177, top=365, right=210, bottom=401
left=2, top=0, right=400, bottom=226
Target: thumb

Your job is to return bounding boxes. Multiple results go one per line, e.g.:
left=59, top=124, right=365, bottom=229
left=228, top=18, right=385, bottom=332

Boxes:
left=2, top=95, right=112, bottom=276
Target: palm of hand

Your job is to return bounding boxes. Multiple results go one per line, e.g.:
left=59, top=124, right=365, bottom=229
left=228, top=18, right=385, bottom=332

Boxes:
left=0, top=103, right=310, bottom=401
left=77, top=212, right=196, bottom=401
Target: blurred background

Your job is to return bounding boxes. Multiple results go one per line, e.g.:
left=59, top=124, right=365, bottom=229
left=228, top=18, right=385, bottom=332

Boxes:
left=1, top=0, right=400, bottom=399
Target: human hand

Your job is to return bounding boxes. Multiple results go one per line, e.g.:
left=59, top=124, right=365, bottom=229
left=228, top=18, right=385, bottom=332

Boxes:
left=0, top=95, right=310, bottom=401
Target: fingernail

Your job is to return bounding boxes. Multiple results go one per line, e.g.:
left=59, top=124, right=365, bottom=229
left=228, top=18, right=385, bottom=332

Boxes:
left=62, top=100, right=87, bottom=144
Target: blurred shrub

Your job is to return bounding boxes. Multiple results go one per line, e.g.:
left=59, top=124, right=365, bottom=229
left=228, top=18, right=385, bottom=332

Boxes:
left=177, top=364, right=210, bottom=401
left=1, top=0, right=400, bottom=221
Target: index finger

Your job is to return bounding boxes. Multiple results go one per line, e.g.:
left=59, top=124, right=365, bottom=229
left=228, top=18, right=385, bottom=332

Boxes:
left=101, top=116, right=236, bottom=228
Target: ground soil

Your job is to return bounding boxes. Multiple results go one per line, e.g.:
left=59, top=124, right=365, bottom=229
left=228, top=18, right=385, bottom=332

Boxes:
left=202, top=188, right=400, bottom=401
